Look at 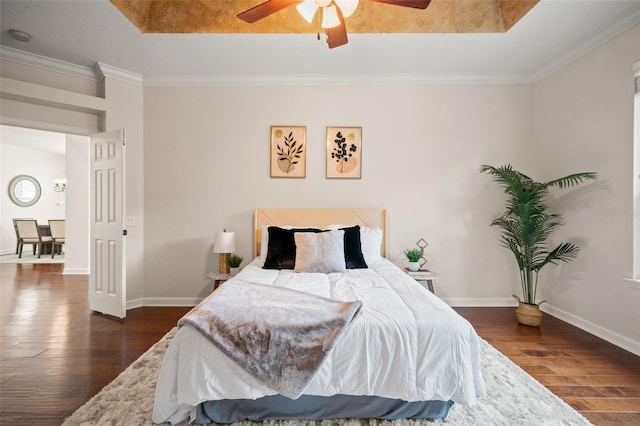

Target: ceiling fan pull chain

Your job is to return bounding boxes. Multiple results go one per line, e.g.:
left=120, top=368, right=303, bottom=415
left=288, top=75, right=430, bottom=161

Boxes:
left=316, top=6, right=322, bottom=42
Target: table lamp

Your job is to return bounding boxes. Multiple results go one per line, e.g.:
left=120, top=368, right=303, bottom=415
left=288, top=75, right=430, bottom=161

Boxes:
left=213, top=230, right=236, bottom=274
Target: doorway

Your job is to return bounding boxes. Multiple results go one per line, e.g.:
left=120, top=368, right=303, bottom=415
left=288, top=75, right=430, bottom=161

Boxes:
left=0, top=125, right=90, bottom=273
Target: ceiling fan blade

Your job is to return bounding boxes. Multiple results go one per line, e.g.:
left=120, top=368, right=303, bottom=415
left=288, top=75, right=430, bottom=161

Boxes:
left=326, top=6, right=348, bottom=49
left=369, top=0, right=431, bottom=9
left=237, top=0, right=301, bottom=23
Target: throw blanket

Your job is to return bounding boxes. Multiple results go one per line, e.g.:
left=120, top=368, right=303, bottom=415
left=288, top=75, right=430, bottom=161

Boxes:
left=178, top=280, right=363, bottom=399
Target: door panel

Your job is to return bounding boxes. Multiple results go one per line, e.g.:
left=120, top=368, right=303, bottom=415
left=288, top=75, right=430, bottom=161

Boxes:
left=89, top=129, right=126, bottom=318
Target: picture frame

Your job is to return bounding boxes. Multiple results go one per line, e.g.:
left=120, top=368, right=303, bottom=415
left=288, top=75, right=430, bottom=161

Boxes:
left=270, top=126, right=306, bottom=178
left=326, top=127, right=362, bottom=179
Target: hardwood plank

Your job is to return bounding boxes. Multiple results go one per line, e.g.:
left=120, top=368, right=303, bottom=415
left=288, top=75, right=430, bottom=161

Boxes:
left=547, top=385, right=640, bottom=398
left=546, top=365, right=639, bottom=376
left=535, top=375, right=640, bottom=387
left=565, top=397, right=640, bottom=412
left=1, top=265, right=639, bottom=426
left=583, top=412, right=640, bottom=425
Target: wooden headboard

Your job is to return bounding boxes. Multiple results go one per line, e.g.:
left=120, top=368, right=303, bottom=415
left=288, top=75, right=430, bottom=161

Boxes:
left=254, top=208, right=388, bottom=258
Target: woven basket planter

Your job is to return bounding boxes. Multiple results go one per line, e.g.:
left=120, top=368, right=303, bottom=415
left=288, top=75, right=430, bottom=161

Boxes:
left=515, top=302, right=542, bottom=327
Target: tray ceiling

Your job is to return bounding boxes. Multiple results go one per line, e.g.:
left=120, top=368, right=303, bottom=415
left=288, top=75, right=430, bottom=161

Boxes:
left=110, top=0, right=540, bottom=34
left=1, top=0, right=638, bottom=83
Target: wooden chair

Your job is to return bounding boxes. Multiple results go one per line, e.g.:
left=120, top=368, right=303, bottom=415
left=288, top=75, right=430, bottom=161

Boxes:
left=13, top=218, right=35, bottom=255
left=48, top=219, right=65, bottom=258
left=15, top=219, right=53, bottom=259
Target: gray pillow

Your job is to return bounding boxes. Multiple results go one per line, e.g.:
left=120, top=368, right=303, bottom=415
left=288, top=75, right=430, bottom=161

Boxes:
left=293, top=230, right=347, bottom=273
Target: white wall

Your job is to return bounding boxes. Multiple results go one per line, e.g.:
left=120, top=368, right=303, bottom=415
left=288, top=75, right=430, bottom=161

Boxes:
left=533, top=24, right=640, bottom=351
left=142, top=25, right=640, bottom=353
left=635, top=67, right=640, bottom=280
left=143, top=84, right=533, bottom=303
left=101, top=76, right=145, bottom=305
left=0, top=143, right=65, bottom=253
left=64, top=134, right=90, bottom=274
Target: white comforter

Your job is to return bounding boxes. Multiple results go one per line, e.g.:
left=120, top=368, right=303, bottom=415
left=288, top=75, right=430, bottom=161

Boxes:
left=152, top=258, right=486, bottom=424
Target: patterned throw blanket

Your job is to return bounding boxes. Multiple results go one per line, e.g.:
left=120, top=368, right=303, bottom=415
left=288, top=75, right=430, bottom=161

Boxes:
left=178, top=280, right=363, bottom=399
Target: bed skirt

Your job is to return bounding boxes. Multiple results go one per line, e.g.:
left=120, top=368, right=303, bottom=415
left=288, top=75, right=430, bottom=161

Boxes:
left=194, top=394, right=454, bottom=424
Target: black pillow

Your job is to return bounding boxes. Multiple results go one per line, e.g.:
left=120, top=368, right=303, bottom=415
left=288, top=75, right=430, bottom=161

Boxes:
left=341, top=225, right=368, bottom=269
left=263, top=227, right=322, bottom=269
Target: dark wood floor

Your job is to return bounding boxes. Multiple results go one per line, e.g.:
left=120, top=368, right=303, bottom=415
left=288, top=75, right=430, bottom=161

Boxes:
left=1, top=263, right=638, bottom=425
left=456, top=307, right=640, bottom=425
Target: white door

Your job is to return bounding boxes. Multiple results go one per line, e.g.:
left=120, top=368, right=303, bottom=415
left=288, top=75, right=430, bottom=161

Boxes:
left=89, top=129, right=126, bottom=318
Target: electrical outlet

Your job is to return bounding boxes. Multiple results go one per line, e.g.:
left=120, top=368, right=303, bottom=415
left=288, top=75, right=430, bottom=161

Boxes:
left=127, top=216, right=136, bottom=226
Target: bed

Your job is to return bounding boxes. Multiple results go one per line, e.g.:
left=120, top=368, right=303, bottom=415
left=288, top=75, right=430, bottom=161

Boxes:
left=152, top=208, right=485, bottom=424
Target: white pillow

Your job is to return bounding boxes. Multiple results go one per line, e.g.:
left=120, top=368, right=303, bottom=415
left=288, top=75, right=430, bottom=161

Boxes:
left=360, top=227, right=383, bottom=265
left=294, top=230, right=347, bottom=273
left=323, top=224, right=349, bottom=230
left=259, top=226, right=270, bottom=264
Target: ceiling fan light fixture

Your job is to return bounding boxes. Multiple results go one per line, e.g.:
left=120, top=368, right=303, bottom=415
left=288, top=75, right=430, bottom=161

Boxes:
left=321, top=5, right=341, bottom=28
left=314, top=0, right=332, bottom=7
left=296, top=0, right=319, bottom=23
left=334, top=0, right=359, bottom=18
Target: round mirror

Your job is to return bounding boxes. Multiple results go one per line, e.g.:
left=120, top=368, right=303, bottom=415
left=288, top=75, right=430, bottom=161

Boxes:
left=8, top=175, right=42, bottom=207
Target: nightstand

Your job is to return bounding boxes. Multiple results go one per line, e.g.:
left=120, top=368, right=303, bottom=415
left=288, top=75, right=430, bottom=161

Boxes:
left=405, top=268, right=439, bottom=293
left=206, top=272, right=232, bottom=291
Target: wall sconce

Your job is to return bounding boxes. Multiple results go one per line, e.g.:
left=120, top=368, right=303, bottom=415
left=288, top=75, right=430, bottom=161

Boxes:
left=213, top=230, right=236, bottom=274
left=53, top=178, right=66, bottom=192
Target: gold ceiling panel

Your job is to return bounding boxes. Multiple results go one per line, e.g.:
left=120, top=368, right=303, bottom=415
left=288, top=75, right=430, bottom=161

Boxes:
left=110, top=0, right=539, bottom=34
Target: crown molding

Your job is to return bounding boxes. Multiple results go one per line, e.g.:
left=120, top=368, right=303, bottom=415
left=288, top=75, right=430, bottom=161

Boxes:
left=0, top=45, right=532, bottom=86
left=95, top=62, right=143, bottom=86
left=530, top=8, right=640, bottom=82
left=143, top=72, right=532, bottom=87
left=0, top=46, right=97, bottom=80
left=0, top=47, right=143, bottom=86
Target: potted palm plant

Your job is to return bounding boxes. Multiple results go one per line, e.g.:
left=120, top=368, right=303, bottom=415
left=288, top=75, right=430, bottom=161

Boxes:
left=480, top=164, right=598, bottom=326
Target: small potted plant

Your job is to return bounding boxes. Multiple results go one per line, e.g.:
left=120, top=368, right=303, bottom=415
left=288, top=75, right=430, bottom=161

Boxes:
left=404, top=248, right=423, bottom=272
left=227, top=254, right=244, bottom=275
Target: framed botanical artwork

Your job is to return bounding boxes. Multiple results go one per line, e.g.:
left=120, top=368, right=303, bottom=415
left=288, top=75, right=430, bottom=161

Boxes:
left=326, top=127, right=362, bottom=179
left=270, top=126, right=306, bottom=178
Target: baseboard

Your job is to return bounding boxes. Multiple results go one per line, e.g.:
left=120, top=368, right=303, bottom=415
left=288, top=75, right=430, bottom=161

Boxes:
left=62, top=268, right=89, bottom=275
left=444, top=297, right=640, bottom=356
left=541, top=303, right=640, bottom=357
left=127, top=297, right=200, bottom=310
left=442, top=297, right=518, bottom=307
left=126, top=298, right=144, bottom=310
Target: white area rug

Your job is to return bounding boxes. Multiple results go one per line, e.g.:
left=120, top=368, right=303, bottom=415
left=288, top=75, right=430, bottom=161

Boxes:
left=0, top=252, right=64, bottom=264
left=62, top=328, right=592, bottom=426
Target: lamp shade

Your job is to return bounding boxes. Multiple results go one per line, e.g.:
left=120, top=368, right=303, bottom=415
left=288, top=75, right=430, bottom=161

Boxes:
left=213, top=231, right=236, bottom=253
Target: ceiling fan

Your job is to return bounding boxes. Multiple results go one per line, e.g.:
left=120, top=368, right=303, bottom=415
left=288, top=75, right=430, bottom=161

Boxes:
left=237, top=0, right=431, bottom=49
